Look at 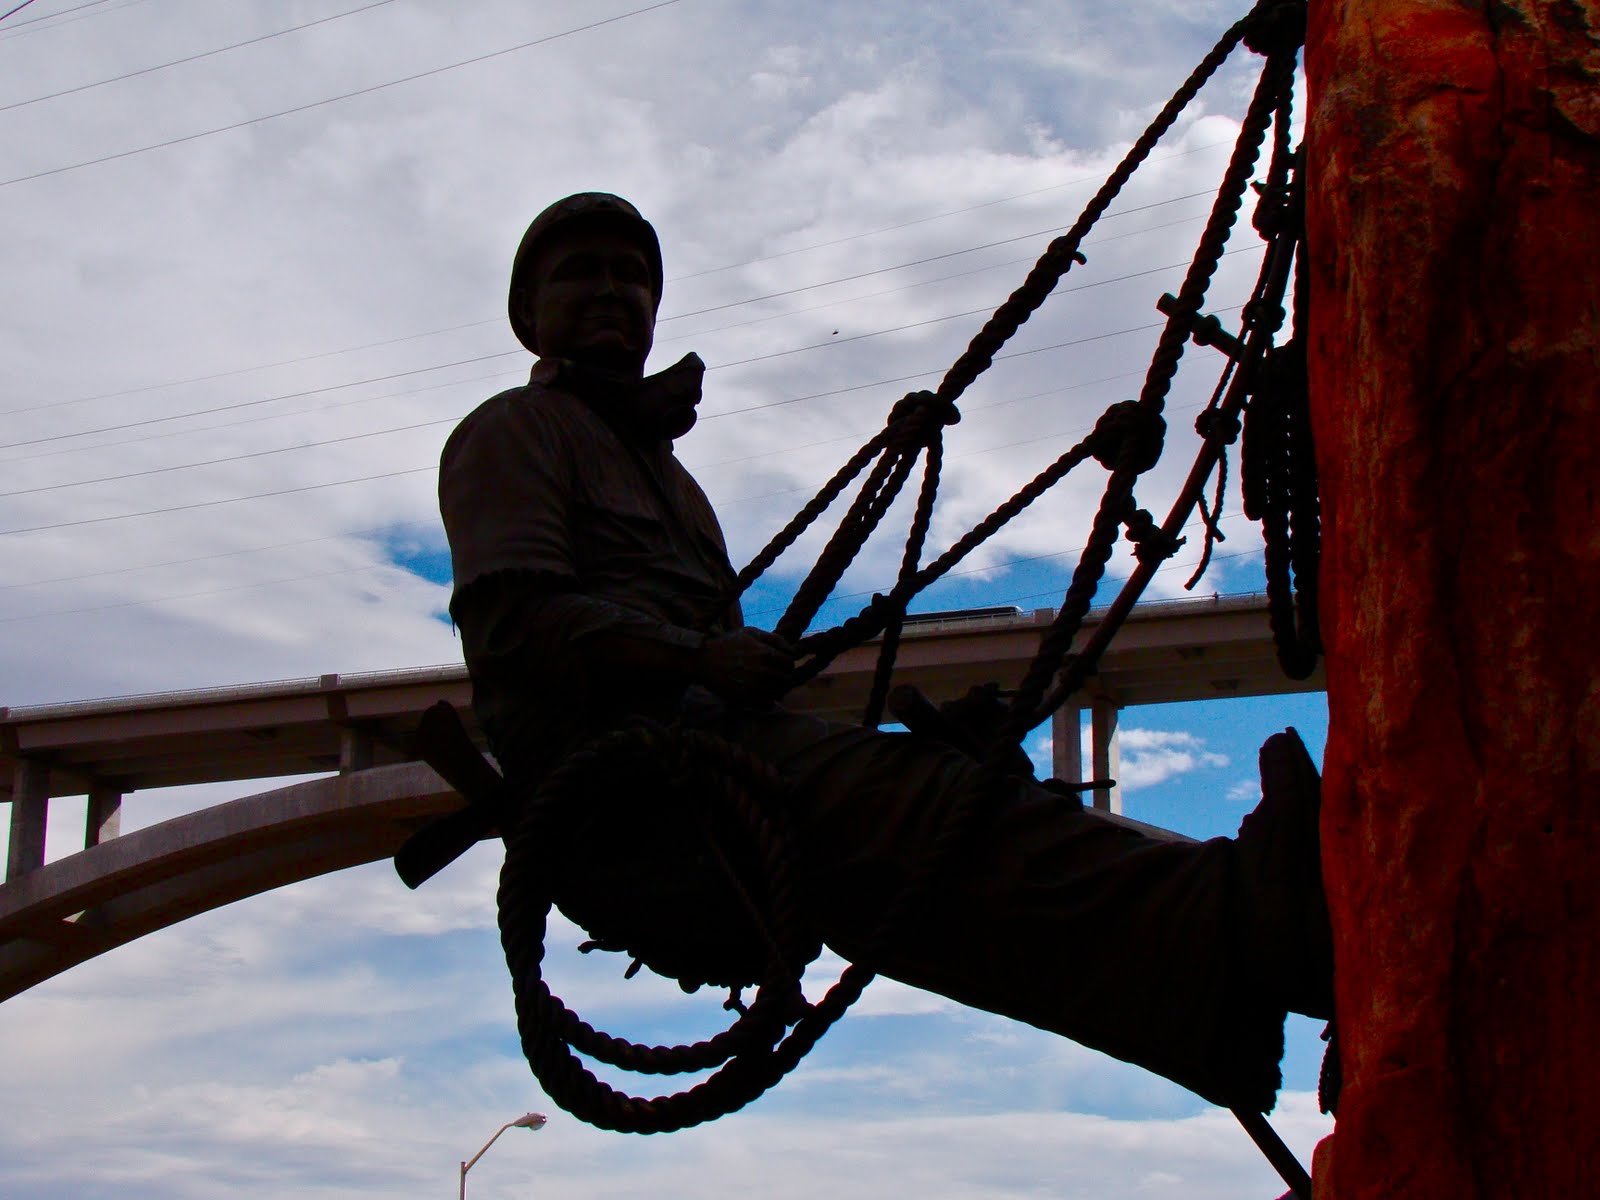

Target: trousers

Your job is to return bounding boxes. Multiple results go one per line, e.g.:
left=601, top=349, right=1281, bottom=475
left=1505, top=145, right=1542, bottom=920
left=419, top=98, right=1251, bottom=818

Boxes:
left=535, top=702, right=1289, bottom=1112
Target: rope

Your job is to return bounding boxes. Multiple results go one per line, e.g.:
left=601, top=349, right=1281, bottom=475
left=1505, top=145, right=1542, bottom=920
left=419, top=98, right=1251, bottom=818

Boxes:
left=490, top=2, right=1319, bottom=1172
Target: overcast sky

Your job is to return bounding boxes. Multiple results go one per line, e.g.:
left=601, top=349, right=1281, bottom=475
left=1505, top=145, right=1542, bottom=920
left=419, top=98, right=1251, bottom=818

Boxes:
left=0, top=2, right=1330, bottom=1196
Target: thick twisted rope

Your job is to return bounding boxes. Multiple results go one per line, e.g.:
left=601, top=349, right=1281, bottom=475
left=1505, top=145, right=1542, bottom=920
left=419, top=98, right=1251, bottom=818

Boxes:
left=494, top=0, right=1315, bottom=1148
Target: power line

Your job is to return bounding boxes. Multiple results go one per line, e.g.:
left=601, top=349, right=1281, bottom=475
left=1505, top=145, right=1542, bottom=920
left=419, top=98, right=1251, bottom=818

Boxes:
left=0, top=187, right=1217, bottom=421
left=2, top=517, right=1260, bottom=628
left=0, top=0, right=145, bottom=39
left=0, top=464, right=438, bottom=536
left=0, top=160, right=1235, bottom=422
left=672, top=139, right=1237, bottom=282
left=697, top=301, right=1240, bottom=422
left=0, top=0, right=688, bottom=189
left=0, top=373, right=1244, bottom=614
left=0, top=352, right=519, bottom=451
left=0, top=306, right=1156, bottom=499
left=0, top=489, right=1254, bottom=630
left=2, top=366, right=525, bottom=468
left=656, top=213, right=1213, bottom=345
left=0, top=370, right=1150, bottom=592
left=0, top=314, right=499, bottom=419
left=0, top=243, right=1242, bottom=484
left=0, top=562, right=421, bottom=625
left=0, top=521, right=431, bottom=591
left=2, top=201, right=1231, bottom=465
left=0, top=304, right=1245, bottom=538
left=707, top=248, right=1255, bottom=375
left=0, top=0, right=396, bottom=114
left=699, top=324, right=1161, bottom=421
left=665, top=193, right=1215, bottom=324
left=0, top=366, right=1149, bottom=592
left=0, top=414, right=459, bottom=499
left=0, top=0, right=41, bottom=25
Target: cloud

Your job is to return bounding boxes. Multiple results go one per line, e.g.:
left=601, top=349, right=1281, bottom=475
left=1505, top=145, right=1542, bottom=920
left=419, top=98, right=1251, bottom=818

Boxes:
left=0, top=5, right=1319, bottom=1197
left=1118, top=728, right=1230, bottom=790
left=1225, top=778, right=1262, bottom=805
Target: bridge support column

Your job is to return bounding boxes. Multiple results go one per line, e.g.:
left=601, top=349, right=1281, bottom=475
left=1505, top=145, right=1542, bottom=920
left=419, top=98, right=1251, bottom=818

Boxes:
left=1090, top=698, right=1121, bottom=814
left=85, top=784, right=122, bottom=849
left=1051, top=703, right=1083, bottom=784
left=7, top=760, right=48, bottom=881
left=339, top=729, right=374, bottom=774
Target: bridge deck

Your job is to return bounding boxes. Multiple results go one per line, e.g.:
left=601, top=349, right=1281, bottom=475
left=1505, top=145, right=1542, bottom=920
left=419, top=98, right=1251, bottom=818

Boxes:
left=2, top=593, right=1318, bottom=800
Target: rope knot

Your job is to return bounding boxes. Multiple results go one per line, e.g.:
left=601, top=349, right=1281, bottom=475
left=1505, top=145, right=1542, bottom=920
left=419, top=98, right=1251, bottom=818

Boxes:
left=1090, top=401, right=1167, bottom=475
left=1243, top=0, right=1306, bottom=57
left=1195, top=407, right=1242, bottom=445
left=1123, top=505, right=1187, bottom=567
left=1046, top=236, right=1089, bottom=270
left=887, top=390, right=960, bottom=451
left=1251, top=178, right=1300, bottom=239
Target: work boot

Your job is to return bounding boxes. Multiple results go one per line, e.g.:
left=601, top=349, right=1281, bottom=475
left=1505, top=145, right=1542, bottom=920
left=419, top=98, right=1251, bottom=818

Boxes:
left=1234, top=727, right=1334, bottom=1021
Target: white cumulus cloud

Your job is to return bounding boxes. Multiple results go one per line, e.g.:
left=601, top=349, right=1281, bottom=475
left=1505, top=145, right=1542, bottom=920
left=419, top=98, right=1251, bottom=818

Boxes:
left=1117, top=728, right=1230, bottom=791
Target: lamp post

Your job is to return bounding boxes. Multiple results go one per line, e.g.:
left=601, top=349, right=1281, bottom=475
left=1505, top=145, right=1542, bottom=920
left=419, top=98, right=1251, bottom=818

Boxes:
left=459, top=1111, right=547, bottom=1199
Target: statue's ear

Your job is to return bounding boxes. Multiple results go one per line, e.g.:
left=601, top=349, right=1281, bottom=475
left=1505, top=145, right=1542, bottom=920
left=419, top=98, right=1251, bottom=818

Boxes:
left=509, top=282, right=540, bottom=354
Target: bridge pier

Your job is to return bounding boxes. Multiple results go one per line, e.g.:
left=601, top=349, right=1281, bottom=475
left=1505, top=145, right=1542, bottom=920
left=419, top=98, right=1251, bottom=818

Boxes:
left=338, top=729, right=374, bottom=774
left=85, top=784, right=122, bottom=849
left=1090, top=697, right=1122, bottom=815
left=7, top=760, right=48, bottom=882
left=1051, top=703, right=1082, bottom=785
left=1049, top=696, right=1122, bottom=815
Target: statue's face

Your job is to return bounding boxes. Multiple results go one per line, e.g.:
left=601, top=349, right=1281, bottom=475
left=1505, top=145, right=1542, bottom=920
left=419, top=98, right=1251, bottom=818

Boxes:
left=521, top=226, right=657, bottom=374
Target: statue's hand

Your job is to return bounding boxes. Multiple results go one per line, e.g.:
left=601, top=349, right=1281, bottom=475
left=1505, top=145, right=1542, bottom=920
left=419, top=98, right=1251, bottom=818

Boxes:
left=692, top=629, right=796, bottom=704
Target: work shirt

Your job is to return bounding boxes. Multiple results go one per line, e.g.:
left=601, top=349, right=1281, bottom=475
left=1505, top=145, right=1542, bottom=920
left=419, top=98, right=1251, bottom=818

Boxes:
left=439, top=358, right=742, bottom=778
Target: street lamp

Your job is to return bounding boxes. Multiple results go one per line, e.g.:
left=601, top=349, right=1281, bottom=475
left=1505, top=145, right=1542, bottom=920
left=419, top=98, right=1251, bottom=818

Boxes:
left=459, top=1111, right=547, bottom=1199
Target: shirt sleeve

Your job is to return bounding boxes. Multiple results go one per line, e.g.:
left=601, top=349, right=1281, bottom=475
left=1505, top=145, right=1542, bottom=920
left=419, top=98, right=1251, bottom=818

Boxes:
left=439, top=392, right=577, bottom=607
left=453, top=575, right=705, bottom=690
left=441, top=390, right=707, bottom=697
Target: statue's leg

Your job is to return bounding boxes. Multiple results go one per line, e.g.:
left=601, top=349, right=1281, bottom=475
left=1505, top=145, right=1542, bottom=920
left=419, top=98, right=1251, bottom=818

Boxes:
left=727, top=707, right=1326, bottom=1112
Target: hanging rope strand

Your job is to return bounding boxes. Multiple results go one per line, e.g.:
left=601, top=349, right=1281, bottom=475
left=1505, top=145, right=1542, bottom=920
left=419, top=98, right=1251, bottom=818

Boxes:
left=1031, top=79, right=1304, bottom=724
left=862, top=434, right=946, bottom=727
left=775, top=439, right=928, bottom=644
left=728, top=423, right=899, bottom=600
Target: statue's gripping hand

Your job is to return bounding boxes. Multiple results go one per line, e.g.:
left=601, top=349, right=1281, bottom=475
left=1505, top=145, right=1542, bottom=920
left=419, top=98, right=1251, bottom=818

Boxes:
left=691, top=628, right=797, bottom=705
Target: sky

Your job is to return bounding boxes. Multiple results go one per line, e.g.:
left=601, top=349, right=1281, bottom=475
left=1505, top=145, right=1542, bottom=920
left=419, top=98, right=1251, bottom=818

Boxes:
left=0, top=1, right=1331, bottom=1196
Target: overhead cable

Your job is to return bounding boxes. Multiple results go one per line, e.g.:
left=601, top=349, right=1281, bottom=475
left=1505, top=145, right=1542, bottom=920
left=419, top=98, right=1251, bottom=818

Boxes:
left=0, top=0, right=687, bottom=188
left=0, top=0, right=146, bottom=39
left=0, top=308, right=1242, bottom=537
left=0, top=0, right=42, bottom=25
left=0, top=0, right=396, bottom=113
left=1, top=250, right=1225, bottom=474
left=2, top=187, right=1217, bottom=420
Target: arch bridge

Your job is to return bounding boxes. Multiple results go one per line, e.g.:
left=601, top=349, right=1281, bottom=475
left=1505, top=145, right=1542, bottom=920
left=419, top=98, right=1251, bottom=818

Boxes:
left=0, top=593, right=1321, bottom=1002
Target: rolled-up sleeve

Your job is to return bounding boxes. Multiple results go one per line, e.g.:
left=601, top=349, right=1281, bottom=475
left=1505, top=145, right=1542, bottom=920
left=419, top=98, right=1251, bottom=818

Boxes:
left=439, top=393, right=577, bottom=606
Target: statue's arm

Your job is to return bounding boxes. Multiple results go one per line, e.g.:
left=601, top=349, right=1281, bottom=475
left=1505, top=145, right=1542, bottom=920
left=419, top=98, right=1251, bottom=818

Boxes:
left=440, top=399, right=789, bottom=703
left=453, top=576, right=790, bottom=705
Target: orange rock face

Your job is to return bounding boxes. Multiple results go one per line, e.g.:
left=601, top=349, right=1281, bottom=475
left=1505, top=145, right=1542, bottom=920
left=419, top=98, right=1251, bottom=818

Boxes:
left=1305, top=1, right=1600, bottom=1196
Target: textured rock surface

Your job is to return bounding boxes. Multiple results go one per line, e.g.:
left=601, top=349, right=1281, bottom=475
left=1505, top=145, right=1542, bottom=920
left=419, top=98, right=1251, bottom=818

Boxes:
left=1305, top=1, right=1600, bottom=1196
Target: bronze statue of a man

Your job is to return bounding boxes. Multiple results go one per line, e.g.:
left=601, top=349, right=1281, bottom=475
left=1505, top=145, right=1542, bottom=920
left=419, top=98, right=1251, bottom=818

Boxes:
left=438, top=192, right=1332, bottom=1112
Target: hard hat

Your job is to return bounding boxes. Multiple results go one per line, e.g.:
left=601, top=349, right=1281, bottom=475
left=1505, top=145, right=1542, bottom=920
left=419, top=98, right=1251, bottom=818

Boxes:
left=507, top=192, right=665, bottom=355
